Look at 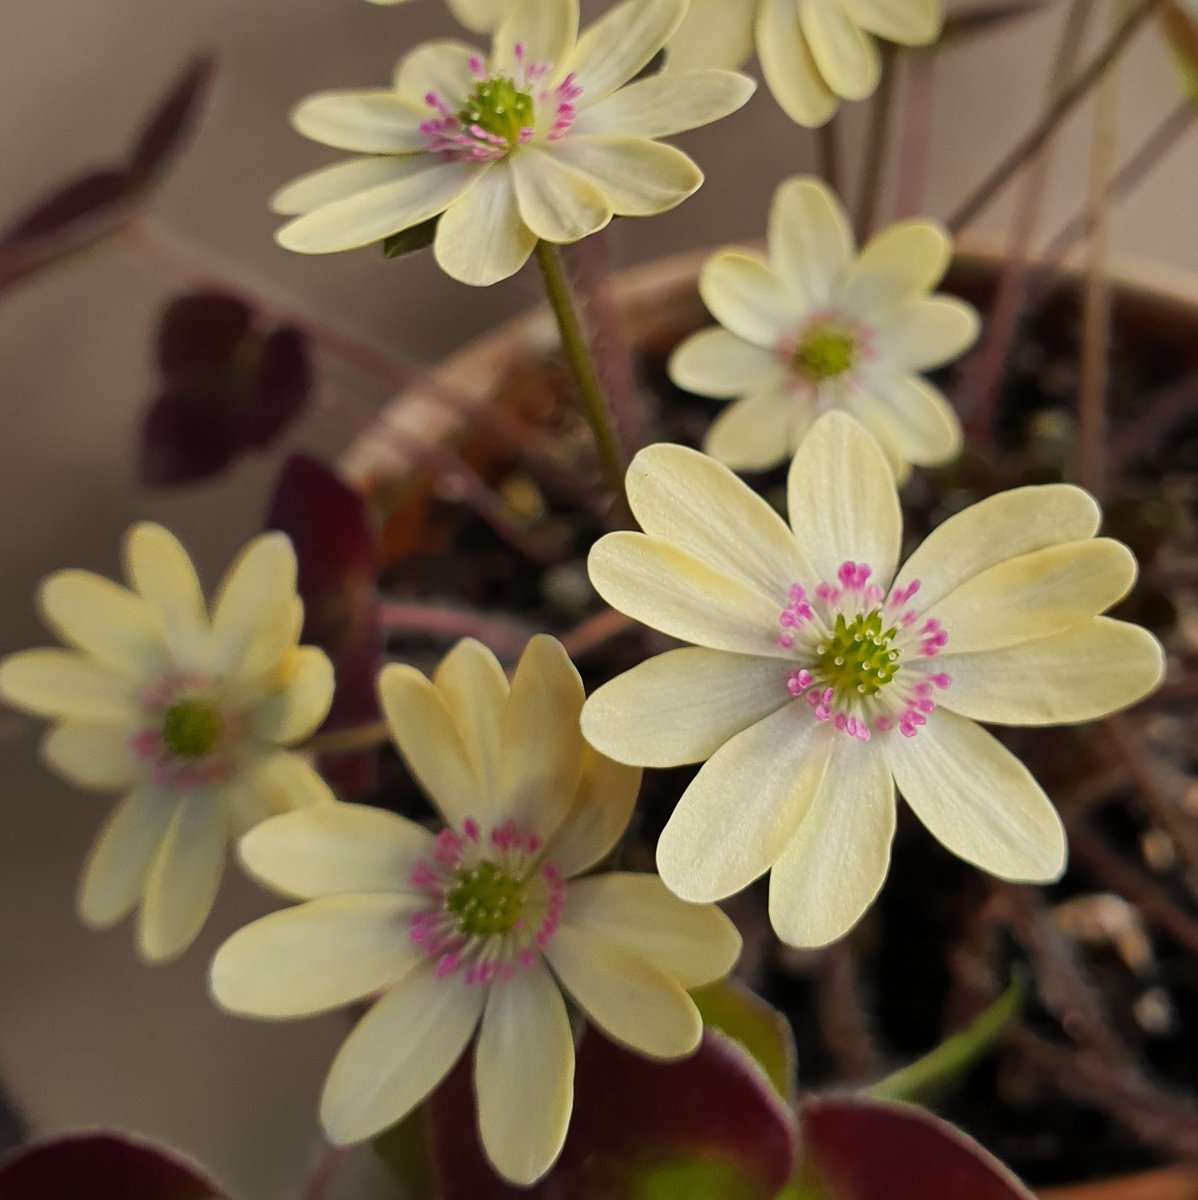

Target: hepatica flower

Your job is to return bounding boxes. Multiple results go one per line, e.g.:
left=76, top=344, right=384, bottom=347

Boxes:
left=365, top=0, right=508, bottom=32
left=581, top=414, right=1165, bottom=948
left=0, top=525, right=335, bottom=962
left=273, top=0, right=755, bottom=285
left=667, top=0, right=941, bottom=125
left=670, top=175, right=979, bottom=477
left=210, top=636, right=740, bottom=1186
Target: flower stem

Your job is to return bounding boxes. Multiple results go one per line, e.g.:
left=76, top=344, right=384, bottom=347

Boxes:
left=855, top=48, right=898, bottom=240
left=946, top=0, right=1159, bottom=233
left=816, top=117, right=843, bottom=195
left=303, top=721, right=390, bottom=757
left=533, top=239, right=629, bottom=504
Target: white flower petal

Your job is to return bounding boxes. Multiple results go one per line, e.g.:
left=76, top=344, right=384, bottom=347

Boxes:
left=292, top=90, right=429, bottom=153
left=768, top=174, right=852, bottom=308
left=494, top=0, right=578, bottom=75
left=926, top=538, right=1137, bottom=655
left=278, top=160, right=482, bottom=254
left=271, top=157, right=423, bottom=217
left=476, top=961, right=574, bottom=1186
left=77, top=788, right=179, bottom=929
left=757, top=0, right=838, bottom=127
left=545, top=924, right=701, bottom=1058
left=887, top=709, right=1065, bottom=882
left=786, top=411, right=902, bottom=586
left=848, top=370, right=962, bottom=468
left=249, top=751, right=336, bottom=815
left=210, top=896, right=421, bottom=1018
left=666, top=0, right=758, bottom=70
left=839, top=219, right=952, bottom=320
left=138, top=793, right=228, bottom=963
left=704, top=386, right=803, bottom=472
left=548, top=135, right=702, bottom=217
left=571, top=0, right=687, bottom=103
left=544, top=745, right=641, bottom=877
left=500, top=635, right=586, bottom=840
left=434, top=161, right=537, bottom=286
left=210, top=533, right=297, bottom=671
left=249, top=647, right=335, bottom=745
left=38, top=570, right=166, bottom=678
left=625, top=441, right=816, bottom=598
left=511, top=147, right=612, bottom=243
left=876, top=295, right=980, bottom=371
left=768, top=738, right=894, bottom=947
left=221, top=597, right=304, bottom=710
left=321, top=963, right=485, bottom=1144
left=447, top=0, right=509, bottom=33
left=892, top=484, right=1102, bottom=612
left=582, top=647, right=791, bottom=768
left=588, top=532, right=790, bottom=658
left=392, top=39, right=481, bottom=104
left=936, top=617, right=1165, bottom=726
left=800, top=0, right=881, bottom=100
left=0, top=649, right=141, bottom=725
left=657, top=704, right=835, bottom=899
left=843, top=0, right=941, bottom=44
left=573, top=69, right=756, bottom=138
left=700, top=250, right=803, bottom=347
left=563, top=873, right=740, bottom=987
left=379, top=662, right=484, bottom=827
left=122, top=523, right=208, bottom=668
left=42, top=724, right=140, bottom=791
left=668, top=328, right=781, bottom=398
left=239, top=801, right=433, bottom=900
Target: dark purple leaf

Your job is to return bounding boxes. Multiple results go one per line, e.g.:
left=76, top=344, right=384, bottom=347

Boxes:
left=0, top=1132, right=228, bottom=1200
left=247, top=326, right=313, bottom=448
left=428, top=1029, right=798, bottom=1200
left=139, top=383, right=241, bottom=487
left=800, top=1098, right=1036, bottom=1200
left=128, top=55, right=218, bottom=187
left=157, top=292, right=253, bottom=374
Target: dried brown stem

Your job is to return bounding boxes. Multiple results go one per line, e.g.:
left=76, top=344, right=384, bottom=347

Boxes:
left=816, top=943, right=881, bottom=1083
left=377, top=601, right=536, bottom=660
left=559, top=609, right=638, bottom=661
left=855, top=48, right=898, bottom=240
left=894, top=52, right=937, bottom=217
left=817, top=117, right=843, bottom=196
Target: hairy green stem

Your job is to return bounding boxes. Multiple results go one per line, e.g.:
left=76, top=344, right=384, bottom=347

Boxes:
left=534, top=239, right=629, bottom=503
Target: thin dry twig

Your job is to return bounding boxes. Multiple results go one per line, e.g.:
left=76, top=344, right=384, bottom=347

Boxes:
left=894, top=52, right=937, bottom=217
left=816, top=943, right=882, bottom=1083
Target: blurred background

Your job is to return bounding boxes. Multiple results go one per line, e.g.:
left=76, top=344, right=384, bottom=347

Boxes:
left=0, top=0, right=1195, bottom=1196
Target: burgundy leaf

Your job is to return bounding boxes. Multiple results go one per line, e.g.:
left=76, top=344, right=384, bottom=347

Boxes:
left=0, top=1132, right=228, bottom=1200
left=139, top=383, right=241, bottom=487
left=428, top=1028, right=798, bottom=1200
left=800, top=1098, right=1036, bottom=1200
left=157, top=292, right=253, bottom=375
left=128, top=55, right=218, bottom=187
left=247, top=326, right=313, bottom=448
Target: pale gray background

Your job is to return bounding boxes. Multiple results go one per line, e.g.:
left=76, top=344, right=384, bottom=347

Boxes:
left=0, top=1, right=1194, bottom=1197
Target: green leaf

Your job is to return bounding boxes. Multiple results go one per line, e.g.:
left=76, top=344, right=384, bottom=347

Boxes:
left=383, top=217, right=440, bottom=259
left=372, top=1106, right=434, bottom=1197
left=692, top=980, right=797, bottom=1100
left=622, top=1157, right=762, bottom=1200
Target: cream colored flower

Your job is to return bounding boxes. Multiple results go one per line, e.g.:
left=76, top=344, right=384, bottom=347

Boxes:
left=0, top=525, right=335, bottom=963
left=670, top=175, right=978, bottom=478
left=668, top=0, right=941, bottom=125
left=273, top=0, right=755, bottom=285
left=581, top=414, right=1165, bottom=949
left=365, top=0, right=509, bottom=33
left=210, top=635, right=739, bottom=1186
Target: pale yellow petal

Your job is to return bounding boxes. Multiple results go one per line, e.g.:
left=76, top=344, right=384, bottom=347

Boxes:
left=545, top=924, right=701, bottom=1058
left=321, top=963, right=485, bottom=1143
left=291, top=90, right=428, bottom=153
left=434, top=161, right=537, bottom=286
left=238, top=801, right=433, bottom=900
left=704, top=386, right=802, bottom=471
left=0, top=649, right=141, bottom=726
left=877, top=295, right=980, bottom=371
left=700, top=250, right=804, bottom=347
left=847, top=370, right=962, bottom=468
left=588, top=532, right=789, bottom=658
left=563, top=873, right=741, bottom=987
left=768, top=174, right=852, bottom=308
left=886, top=709, right=1066, bottom=882
left=573, top=69, right=756, bottom=138
left=668, top=328, right=781, bottom=398
left=137, top=793, right=228, bottom=963
left=379, top=662, right=484, bottom=826
left=844, top=0, right=941, bottom=44
left=581, top=647, right=791, bottom=768
left=210, top=533, right=297, bottom=670
left=768, top=738, right=894, bottom=947
left=544, top=745, right=641, bottom=877
left=271, top=158, right=427, bottom=217
left=249, top=751, right=336, bottom=816
left=801, top=0, right=881, bottom=100
left=447, top=0, right=510, bottom=33
left=757, top=0, right=839, bottom=127
left=122, top=522, right=208, bottom=667
left=249, top=646, right=335, bottom=745
left=839, top=218, right=952, bottom=320
left=935, top=617, right=1165, bottom=726
left=210, top=895, right=421, bottom=1018
left=786, top=411, right=902, bottom=586
left=666, top=0, right=757, bottom=69
left=657, top=704, right=835, bottom=899
left=494, top=0, right=578, bottom=75
left=569, top=0, right=688, bottom=103
left=77, top=788, right=179, bottom=929
left=42, top=724, right=140, bottom=790
left=392, top=39, right=480, bottom=104
left=511, top=147, right=612, bottom=243
left=892, top=484, right=1102, bottom=611
left=476, top=961, right=574, bottom=1186
left=547, top=136, right=702, bottom=217
left=925, top=539, right=1137, bottom=655
left=220, top=596, right=304, bottom=710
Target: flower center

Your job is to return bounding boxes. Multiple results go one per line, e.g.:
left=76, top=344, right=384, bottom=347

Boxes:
left=456, top=76, right=535, bottom=149
left=161, top=699, right=224, bottom=759
left=446, top=860, right=528, bottom=938
left=794, top=324, right=857, bottom=382
left=815, top=609, right=901, bottom=697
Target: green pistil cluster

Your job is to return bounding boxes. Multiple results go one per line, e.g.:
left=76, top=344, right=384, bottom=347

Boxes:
left=458, top=77, right=534, bottom=148
left=794, top=324, right=857, bottom=382
left=446, top=861, right=526, bottom=937
left=161, top=699, right=224, bottom=759
left=816, top=609, right=900, bottom=697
